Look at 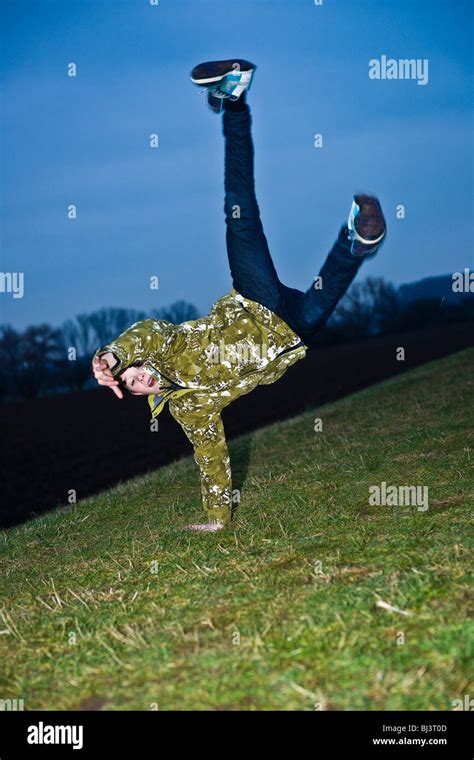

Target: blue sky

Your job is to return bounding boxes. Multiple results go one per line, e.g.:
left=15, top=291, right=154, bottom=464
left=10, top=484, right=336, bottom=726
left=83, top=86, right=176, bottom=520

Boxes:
left=1, top=0, right=473, bottom=330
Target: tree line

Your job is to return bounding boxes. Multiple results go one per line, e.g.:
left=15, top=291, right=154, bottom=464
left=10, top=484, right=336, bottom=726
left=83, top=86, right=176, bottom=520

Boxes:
left=0, top=300, right=199, bottom=401
left=0, top=278, right=472, bottom=402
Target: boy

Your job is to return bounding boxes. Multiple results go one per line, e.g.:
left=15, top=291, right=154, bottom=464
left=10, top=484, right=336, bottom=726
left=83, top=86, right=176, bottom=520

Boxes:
left=92, top=60, right=387, bottom=532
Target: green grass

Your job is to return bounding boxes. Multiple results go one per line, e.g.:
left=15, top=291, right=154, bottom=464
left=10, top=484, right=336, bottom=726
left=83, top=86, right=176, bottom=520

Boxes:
left=1, top=350, right=473, bottom=711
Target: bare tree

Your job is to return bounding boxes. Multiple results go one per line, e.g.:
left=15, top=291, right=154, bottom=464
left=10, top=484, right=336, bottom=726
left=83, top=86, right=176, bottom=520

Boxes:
left=153, top=300, right=200, bottom=324
left=365, top=277, right=400, bottom=333
left=61, top=313, right=98, bottom=357
left=0, top=325, right=21, bottom=399
left=333, top=281, right=373, bottom=338
left=88, top=308, right=147, bottom=347
left=0, top=324, right=62, bottom=399
left=333, top=276, right=400, bottom=338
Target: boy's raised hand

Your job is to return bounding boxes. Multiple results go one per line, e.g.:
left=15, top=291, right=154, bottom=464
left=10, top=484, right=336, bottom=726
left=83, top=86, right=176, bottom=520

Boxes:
left=92, top=354, right=124, bottom=399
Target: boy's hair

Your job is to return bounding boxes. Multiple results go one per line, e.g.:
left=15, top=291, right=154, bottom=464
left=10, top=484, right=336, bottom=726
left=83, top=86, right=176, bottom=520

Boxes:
left=117, top=361, right=143, bottom=394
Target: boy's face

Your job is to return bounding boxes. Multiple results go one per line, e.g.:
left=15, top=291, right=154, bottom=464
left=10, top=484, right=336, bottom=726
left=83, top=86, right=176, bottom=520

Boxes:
left=120, top=365, right=162, bottom=396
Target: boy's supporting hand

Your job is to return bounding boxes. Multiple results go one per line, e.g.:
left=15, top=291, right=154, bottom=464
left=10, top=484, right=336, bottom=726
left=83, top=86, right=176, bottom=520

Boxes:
left=185, top=523, right=226, bottom=532
left=92, top=355, right=123, bottom=399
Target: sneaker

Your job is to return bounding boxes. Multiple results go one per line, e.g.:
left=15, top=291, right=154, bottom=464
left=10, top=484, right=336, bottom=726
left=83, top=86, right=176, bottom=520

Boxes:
left=191, top=59, right=256, bottom=113
left=347, top=193, right=386, bottom=256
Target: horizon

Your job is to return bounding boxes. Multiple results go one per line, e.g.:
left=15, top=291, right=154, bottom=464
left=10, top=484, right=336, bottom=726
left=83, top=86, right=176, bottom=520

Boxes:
left=0, top=269, right=468, bottom=333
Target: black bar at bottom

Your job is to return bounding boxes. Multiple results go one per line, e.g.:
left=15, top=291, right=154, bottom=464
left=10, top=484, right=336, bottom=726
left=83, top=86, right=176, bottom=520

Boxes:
left=0, top=710, right=471, bottom=758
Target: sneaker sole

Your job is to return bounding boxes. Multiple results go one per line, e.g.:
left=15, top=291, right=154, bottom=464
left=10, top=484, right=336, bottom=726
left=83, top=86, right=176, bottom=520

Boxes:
left=348, top=197, right=386, bottom=245
left=191, top=59, right=256, bottom=85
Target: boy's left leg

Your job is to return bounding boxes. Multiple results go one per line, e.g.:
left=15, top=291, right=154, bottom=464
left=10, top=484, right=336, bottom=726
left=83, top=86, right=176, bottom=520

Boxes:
left=276, top=195, right=387, bottom=344
left=222, top=97, right=283, bottom=312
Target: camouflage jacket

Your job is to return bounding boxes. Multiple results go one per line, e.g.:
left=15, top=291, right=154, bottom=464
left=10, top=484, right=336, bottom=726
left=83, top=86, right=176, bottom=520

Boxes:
left=95, top=289, right=307, bottom=525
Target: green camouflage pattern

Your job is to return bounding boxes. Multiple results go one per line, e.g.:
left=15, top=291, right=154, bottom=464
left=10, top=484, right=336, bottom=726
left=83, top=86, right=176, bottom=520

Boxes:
left=96, top=288, right=308, bottom=525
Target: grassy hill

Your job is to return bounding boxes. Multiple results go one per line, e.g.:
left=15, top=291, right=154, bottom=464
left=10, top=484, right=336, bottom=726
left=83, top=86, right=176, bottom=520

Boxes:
left=0, top=350, right=472, bottom=711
